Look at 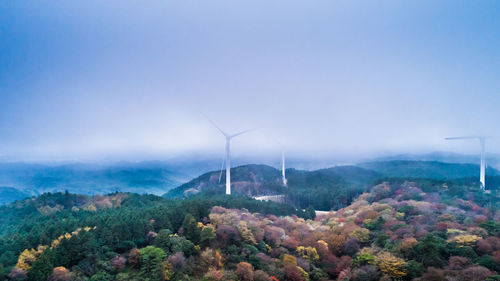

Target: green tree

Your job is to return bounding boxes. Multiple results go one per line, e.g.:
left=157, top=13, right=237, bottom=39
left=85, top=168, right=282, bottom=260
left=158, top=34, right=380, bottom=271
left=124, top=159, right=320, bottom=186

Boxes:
left=411, top=234, right=449, bottom=268
left=27, top=249, right=54, bottom=281
left=182, top=214, right=201, bottom=245
left=305, top=205, right=316, bottom=220
left=140, top=246, right=166, bottom=281
left=200, top=227, right=216, bottom=248
left=154, top=229, right=172, bottom=251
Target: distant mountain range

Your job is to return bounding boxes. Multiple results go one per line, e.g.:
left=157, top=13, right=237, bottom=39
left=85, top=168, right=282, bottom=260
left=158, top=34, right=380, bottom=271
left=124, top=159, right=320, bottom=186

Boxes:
left=371, top=151, right=500, bottom=169
left=0, top=186, right=30, bottom=205
left=0, top=162, right=192, bottom=199
left=1, top=151, right=499, bottom=206
left=358, top=160, right=500, bottom=179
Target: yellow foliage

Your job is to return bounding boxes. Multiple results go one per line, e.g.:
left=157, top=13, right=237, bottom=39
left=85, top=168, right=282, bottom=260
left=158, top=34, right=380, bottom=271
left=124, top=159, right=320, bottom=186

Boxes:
left=376, top=252, right=407, bottom=279
left=16, top=245, right=47, bottom=271
left=395, top=212, right=405, bottom=220
left=84, top=204, right=97, bottom=212
left=297, top=266, right=310, bottom=281
left=50, top=226, right=93, bottom=249
left=162, top=261, right=174, bottom=281
left=283, top=254, right=297, bottom=266
left=239, top=221, right=257, bottom=245
left=449, top=234, right=482, bottom=247
left=265, top=244, right=272, bottom=253
left=317, top=240, right=328, bottom=249
left=297, top=246, right=319, bottom=261
left=215, top=250, right=224, bottom=268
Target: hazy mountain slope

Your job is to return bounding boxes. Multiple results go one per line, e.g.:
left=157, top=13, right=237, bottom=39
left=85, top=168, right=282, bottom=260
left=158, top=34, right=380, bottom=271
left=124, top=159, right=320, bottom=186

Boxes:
left=165, top=164, right=284, bottom=198
left=372, top=151, right=500, bottom=169
left=164, top=164, right=380, bottom=211
left=358, top=160, right=500, bottom=180
left=0, top=162, right=190, bottom=199
left=0, top=187, right=30, bottom=205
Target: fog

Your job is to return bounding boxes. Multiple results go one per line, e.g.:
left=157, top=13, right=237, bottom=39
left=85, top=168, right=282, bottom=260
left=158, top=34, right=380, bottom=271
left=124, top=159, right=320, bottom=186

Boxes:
left=1, top=0, right=499, bottom=162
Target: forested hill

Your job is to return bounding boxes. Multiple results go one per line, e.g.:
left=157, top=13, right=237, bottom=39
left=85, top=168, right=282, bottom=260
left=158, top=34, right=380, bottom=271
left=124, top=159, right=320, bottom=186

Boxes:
left=163, top=164, right=380, bottom=210
left=0, top=191, right=312, bottom=280
left=163, top=161, right=500, bottom=211
left=2, top=179, right=500, bottom=280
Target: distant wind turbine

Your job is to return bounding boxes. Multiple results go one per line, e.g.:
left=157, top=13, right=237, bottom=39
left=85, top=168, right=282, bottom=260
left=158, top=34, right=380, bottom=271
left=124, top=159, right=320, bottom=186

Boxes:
left=445, top=136, right=490, bottom=191
left=281, top=150, right=287, bottom=186
left=209, top=119, right=251, bottom=195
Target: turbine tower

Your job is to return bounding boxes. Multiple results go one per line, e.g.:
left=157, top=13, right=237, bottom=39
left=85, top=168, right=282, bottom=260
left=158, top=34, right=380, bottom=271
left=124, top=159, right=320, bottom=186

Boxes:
left=445, top=136, right=489, bottom=191
left=281, top=150, right=287, bottom=186
left=209, top=120, right=251, bottom=195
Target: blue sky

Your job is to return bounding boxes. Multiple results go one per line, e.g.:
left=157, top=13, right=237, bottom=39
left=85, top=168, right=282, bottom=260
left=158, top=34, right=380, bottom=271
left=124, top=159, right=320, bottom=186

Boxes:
left=0, top=0, right=499, bottom=161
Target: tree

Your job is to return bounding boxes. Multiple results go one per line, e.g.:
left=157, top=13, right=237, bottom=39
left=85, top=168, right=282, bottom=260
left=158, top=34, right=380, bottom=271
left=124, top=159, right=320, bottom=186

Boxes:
left=351, top=265, right=378, bottom=281
left=285, top=265, right=306, bottom=281
left=254, top=270, right=269, bottom=281
left=16, top=246, right=47, bottom=271
left=154, top=229, right=172, bottom=250
left=27, top=250, right=54, bottom=281
left=327, top=234, right=346, bottom=255
left=235, top=262, right=254, bottom=281
left=200, top=226, right=216, bottom=247
left=48, top=267, right=73, bottom=281
left=406, top=260, right=424, bottom=279
left=342, top=239, right=360, bottom=257
left=283, top=254, right=297, bottom=266
left=111, top=255, right=126, bottom=271
left=128, top=248, right=141, bottom=269
left=462, top=266, right=493, bottom=281
left=200, top=248, right=223, bottom=269
left=420, top=267, right=445, bottom=281
left=376, top=252, right=406, bottom=280
left=139, top=246, right=166, bottom=281
left=167, top=252, right=186, bottom=271
left=412, top=234, right=448, bottom=268
left=305, top=206, right=316, bottom=220
left=182, top=214, right=201, bottom=244
left=8, top=268, right=27, bottom=281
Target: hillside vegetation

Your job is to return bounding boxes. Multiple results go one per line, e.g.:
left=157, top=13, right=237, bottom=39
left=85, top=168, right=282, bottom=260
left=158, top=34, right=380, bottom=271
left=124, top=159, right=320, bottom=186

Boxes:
left=164, top=161, right=499, bottom=211
left=2, top=178, right=500, bottom=280
left=164, top=165, right=380, bottom=211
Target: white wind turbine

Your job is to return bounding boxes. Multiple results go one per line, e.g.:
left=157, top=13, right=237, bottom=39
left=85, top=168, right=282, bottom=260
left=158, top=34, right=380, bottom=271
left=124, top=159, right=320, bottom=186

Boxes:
left=281, top=150, right=287, bottom=186
left=445, top=136, right=489, bottom=191
left=209, top=120, right=251, bottom=195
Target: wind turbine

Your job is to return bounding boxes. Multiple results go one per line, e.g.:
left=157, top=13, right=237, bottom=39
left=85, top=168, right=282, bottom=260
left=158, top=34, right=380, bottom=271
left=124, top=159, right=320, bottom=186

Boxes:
left=281, top=150, right=287, bottom=186
left=209, top=120, right=251, bottom=195
left=445, top=136, right=489, bottom=191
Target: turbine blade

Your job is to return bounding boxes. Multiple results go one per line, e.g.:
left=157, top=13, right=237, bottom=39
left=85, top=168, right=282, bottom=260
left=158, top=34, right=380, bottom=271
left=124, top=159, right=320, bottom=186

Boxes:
left=445, top=136, right=481, bottom=140
left=218, top=157, right=225, bottom=183
left=230, top=129, right=253, bottom=138
left=204, top=116, right=228, bottom=137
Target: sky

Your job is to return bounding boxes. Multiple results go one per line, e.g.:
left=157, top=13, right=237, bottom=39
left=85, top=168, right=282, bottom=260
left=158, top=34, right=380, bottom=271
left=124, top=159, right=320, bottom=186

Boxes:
left=0, top=0, right=499, bottom=162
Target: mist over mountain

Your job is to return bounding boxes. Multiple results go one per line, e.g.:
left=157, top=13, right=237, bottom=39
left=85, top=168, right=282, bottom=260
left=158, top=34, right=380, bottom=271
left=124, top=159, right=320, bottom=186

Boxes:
left=1, top=151, right=498, bottom=206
